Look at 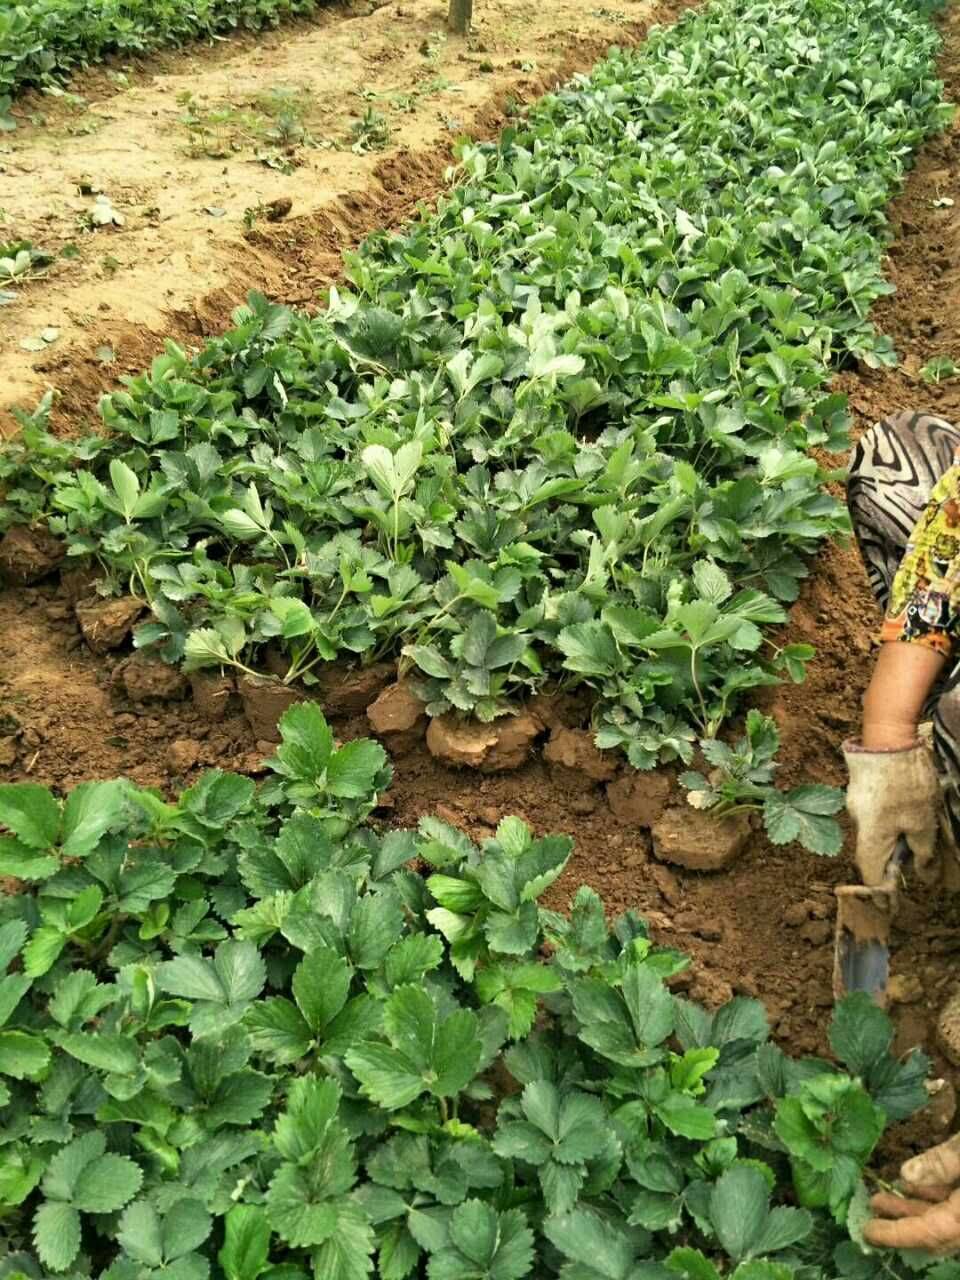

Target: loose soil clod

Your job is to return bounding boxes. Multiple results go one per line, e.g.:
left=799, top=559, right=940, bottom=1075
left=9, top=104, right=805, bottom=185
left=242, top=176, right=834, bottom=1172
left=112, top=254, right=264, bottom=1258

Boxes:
left=60, top=565, right=104, bottom=605
left=238, top=673, right=304, bottom=741
left=938, top=987, right=960, bottom=1066
left=0, top=525, right=65, bottom=586
left=318, top=662, right=394, bottom=718
left=426, top=710, right=544, bottom=773
left=119, top=653, right=188, bottom=703
left=367, top=680, right=428, bottom=749
left=606, top=771, right=673, bottom=828
left=543, top=726, right=619, bottom=783
left=189, top=671, right=236, bottom=721
left=651, top=805, right=752, bottom=872
left=75, top=595, right=144, bottom=653
left=167, top=738, right=201, bottom=773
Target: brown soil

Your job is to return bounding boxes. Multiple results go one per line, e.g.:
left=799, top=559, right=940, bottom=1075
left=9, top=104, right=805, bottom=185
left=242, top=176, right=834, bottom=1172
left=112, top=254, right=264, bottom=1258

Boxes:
left=3, top=0, right=960, bottom=1176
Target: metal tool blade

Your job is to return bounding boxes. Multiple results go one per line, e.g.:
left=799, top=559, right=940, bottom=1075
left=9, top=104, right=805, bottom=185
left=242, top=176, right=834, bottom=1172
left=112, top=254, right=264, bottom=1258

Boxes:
left=832, top=837, right=910, bottom=1007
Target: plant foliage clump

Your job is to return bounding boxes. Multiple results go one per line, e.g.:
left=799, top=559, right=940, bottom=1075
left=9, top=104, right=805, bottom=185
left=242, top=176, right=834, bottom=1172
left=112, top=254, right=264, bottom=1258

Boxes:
left=0, top=703, right=945, bottom=1279
left=0, top=0, right=326, bottom=105
left=0, top=0, right=952, bottom=771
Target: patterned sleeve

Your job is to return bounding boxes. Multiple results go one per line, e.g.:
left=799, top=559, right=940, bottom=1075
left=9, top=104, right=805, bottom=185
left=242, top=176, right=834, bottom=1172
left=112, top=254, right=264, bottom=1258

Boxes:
left=882, top=461, right=960, bottom=657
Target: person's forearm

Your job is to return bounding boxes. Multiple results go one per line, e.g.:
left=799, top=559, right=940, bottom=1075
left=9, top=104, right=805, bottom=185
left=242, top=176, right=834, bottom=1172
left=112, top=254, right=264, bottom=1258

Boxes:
left=862, top=642, right=947, bottom=749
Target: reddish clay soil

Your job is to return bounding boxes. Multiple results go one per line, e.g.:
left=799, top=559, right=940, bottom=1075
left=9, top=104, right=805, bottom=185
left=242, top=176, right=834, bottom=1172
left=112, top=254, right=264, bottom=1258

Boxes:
left=4, top=0, right=960, bottom=1174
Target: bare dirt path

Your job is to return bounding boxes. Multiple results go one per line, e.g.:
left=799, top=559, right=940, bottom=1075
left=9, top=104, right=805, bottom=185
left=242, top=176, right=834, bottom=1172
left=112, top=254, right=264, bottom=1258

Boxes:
left=0, top=0, right=658, bottom=433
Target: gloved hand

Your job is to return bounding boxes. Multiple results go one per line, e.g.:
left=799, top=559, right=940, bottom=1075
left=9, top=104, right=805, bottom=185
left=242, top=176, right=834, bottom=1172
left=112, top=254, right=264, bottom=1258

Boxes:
left=844, top=739, right=941, bottom=885
left=866, top=1135, right=960, bottom=1254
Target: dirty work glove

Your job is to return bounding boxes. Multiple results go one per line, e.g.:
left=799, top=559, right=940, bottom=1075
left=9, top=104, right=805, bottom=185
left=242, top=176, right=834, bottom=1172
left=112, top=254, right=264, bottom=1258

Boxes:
left=843, top=739, right=940, bottom=886
left=866, top=1135, right=960, bottom=1255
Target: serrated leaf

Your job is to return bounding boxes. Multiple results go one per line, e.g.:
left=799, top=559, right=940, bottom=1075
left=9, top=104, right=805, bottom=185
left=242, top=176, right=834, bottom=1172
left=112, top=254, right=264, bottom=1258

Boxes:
left=692, top=559, right=733, bottom=604
left=60, top=1032, right=139, bottom=1076
left=265, top=1166, right=338, bottom=1247
left=0, top=836, right=59, bottom=880
left=0, top=918, right=28, bottom=968
left=206, top=1071, right=274, bottom=1129
left=48, top=970, right=116, bottom=1030
left=60, top=779, right=129, bottom=857
left=72, top=1152, right=142, bottom=1212
left=538, top=1158, right=585, bottom=1215
left=752, top=1204, right=812, bottom=1257
left=0, top=971, right=31, bottom=1027
left=245, top=997, right=313, bottom=1063
left=313, top=1199, right=375, bottom=1280
left=666, top=1248, right=721, bottom=1280
left=384, top=934, right=444, bottom=988
left=157, top=953, right=225, bottom=1002
left=158, top=940, right=265, bottom=1036
left=709, top=1165, right=769, bottom=1262
left=182, top=771, right=256, bottom=827
left=219, top=1204, right=271, bottom=1280
left=116, top=1199, right=164, bottom=1267
left=347, top=986, right=481, bottom=1109
left=22, top=926, right=64, bottom=978
left=0, top=1029, right=50, bottom=1079
left=349, top=891, right=404, bottom=969
left=655, top=1095, right=716, bottom=1140
left=763, top=787, right=843, bottom=855
left=429, top=1201, right=534, bottom=1280
left=544, top=1208, right=639, bottom=1279
left=272, top=703, right=334, bottom=780
left=0, top=784, right=60, bottom=849
left=829, top=993, right=893, bottom=1075
left=378, top=1221, right=420, bottom=1280
left=327, top=739, right=389, bottom=799
left=110, top=459, right=140, bottom=520
left=33, top=1201, right=81, bottom=1272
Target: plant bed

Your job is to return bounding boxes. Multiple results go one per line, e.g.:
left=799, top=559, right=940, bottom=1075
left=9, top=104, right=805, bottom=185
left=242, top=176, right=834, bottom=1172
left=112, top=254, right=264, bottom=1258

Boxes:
left=0, top=0, right=335, bottom=106
left=1, top=0, right=951, bottom=843
left=4, top=0, right=960, bottom=1222
left=0, top=702, right=945, bottom=1279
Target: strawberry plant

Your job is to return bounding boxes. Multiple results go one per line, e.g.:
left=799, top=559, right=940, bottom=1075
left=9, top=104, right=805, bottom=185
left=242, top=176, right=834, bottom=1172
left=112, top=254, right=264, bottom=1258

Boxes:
left=0, top=0, right=328, bottom=106
left=681, top=711, right=845, bottom=857
left=0, top=702, right=946, bottom=1279
left=0, top=0, right=953, bottom=839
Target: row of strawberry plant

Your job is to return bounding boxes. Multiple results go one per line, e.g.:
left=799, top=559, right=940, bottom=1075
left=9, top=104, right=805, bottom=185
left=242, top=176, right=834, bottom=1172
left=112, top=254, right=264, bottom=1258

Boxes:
left=0, top=0, right=325, bottom=110
left=0, top=702, right=946, bottom=1279
left=1, top=0, right=952, bottom=786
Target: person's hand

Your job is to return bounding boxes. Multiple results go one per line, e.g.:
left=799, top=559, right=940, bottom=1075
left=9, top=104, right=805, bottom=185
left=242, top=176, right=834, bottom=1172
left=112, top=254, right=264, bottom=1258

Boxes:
left=865, top=1136, right=960, bottom=1255
left=844, top=739, right=941, bottom=885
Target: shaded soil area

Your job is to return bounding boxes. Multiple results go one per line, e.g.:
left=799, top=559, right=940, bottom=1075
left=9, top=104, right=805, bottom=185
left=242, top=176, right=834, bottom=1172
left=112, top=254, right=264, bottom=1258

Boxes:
left=3, top=0, right=960, bottom=1176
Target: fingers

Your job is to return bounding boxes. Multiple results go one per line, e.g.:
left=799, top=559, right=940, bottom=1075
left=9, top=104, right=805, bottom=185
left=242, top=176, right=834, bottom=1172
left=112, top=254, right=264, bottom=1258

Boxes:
left=864, top=1189, right=960, bottom=1255
left=902, top=1183, right=955, bottom=1204
left=907, top=825, right=941, bottom=880
left=903, top=1136, right=960, bottom=1190
left=850, top=808, right=905, bottom=885
left=870, top=1192, right=941, bottom=1218
left=852, top=821, right=896, bottom=885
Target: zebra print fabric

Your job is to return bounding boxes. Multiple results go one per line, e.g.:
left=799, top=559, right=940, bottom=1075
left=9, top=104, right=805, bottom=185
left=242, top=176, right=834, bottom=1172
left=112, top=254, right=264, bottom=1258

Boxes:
left=848, top=410, right=960, bottom=843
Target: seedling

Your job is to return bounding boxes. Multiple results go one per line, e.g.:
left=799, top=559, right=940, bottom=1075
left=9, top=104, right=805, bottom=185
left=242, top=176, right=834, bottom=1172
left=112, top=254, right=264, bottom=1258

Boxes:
left=0, top=241, right=53, bottom=285
left=349, top=107, right=391, bottom=153
left=681, top=709, right=844, bottom=856
left=920, top=355, right=959, bottom=383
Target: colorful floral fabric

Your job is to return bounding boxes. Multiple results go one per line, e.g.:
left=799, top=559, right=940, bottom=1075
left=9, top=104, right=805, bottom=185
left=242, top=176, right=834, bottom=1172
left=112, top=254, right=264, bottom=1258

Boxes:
left=882, top=451, right=960, bottom=656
